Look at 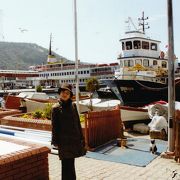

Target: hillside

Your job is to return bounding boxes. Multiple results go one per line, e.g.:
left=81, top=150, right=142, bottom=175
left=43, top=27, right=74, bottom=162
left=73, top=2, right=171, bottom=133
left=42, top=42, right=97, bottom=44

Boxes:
left=0, top=42, right=72, bottom=70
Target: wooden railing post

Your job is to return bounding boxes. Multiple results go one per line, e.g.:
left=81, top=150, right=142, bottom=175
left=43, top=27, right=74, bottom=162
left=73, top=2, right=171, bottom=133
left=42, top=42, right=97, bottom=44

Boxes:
left=84, top=113, right=89, bottom=150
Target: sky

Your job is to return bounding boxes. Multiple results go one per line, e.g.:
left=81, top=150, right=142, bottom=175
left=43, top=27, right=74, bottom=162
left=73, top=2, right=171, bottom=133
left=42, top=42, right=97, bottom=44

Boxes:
left=0, top=0, right=179, bottom=64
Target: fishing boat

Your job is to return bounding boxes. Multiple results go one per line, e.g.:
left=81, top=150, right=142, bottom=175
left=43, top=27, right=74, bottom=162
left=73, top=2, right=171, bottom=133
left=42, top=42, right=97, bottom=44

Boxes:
left=102, top=12, right=180, bottom=107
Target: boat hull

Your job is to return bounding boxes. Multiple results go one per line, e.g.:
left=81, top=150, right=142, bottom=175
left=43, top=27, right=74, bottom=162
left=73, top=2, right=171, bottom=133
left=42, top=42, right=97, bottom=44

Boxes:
left=102, top=79, right=180, bottom=107
left=120, top=106, right=149, bottom=122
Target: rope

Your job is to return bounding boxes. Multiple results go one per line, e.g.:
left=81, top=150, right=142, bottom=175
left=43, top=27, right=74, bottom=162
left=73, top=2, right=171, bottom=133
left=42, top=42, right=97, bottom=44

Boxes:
left=134, top=80, right=168, bottom=91
left=113, top=74, right=180, bottom=91
left=135, top=79, right=180, bottom=91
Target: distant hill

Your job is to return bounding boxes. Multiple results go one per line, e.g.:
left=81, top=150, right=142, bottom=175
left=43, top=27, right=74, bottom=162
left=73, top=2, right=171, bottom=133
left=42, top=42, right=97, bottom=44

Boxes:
left=0, top=42, right=73, bottom=70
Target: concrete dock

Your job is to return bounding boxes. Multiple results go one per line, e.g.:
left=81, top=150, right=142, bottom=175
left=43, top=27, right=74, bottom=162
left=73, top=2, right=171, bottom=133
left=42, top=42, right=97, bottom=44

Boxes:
left=48, top=133, right=180, bottom=180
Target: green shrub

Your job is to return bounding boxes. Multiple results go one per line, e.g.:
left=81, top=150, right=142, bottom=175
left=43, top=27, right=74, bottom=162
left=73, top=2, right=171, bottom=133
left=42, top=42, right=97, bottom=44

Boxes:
left=43, top=103, right=53, bottom=120
left=32, top=110, right=43, bottom=119
left=80, top=114, right=85, bottom=123
left=21, top=103, right=53, bottom=120
left=36, top=85, right=42, bottom=92
left=21, top=114, right=30, bottom=119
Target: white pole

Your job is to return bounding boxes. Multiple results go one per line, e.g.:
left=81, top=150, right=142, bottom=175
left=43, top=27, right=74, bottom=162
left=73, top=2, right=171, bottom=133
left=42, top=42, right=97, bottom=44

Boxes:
left=73, top=0, right=79, bottom=113
left=167, top=0, right=175, bottom=152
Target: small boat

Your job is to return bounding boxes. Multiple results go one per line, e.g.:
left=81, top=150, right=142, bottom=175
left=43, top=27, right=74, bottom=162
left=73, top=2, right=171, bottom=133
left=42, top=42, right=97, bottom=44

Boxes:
left=96, top=87, right=118, bottom=99
left=78, top=97, right=149, bottom=123
left=120, top=105, right=149, bottom=122
left=77, top=98, right=121, bottom=113
left=4, top=92, right=57, bottom=110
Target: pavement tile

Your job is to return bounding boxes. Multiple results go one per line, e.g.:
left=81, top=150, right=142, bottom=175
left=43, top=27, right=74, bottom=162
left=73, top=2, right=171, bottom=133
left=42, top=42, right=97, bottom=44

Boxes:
left=48, top=132, right=180, bottom=180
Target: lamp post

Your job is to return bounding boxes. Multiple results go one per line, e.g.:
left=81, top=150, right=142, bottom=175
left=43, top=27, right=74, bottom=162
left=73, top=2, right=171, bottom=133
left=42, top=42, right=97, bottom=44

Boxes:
left=167, top=0, right=175, bottom=152
left=73, top=0, right=79, bottom=113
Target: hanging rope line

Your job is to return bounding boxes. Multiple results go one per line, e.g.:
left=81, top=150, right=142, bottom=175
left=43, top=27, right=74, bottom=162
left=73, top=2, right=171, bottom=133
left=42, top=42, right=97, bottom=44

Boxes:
left=134, top=80, right=168, bottom=91
left=135, top=79, right=180, bottom=91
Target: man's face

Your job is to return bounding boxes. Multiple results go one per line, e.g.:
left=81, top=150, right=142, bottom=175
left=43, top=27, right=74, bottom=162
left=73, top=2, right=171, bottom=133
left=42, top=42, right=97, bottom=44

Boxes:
left=59, top=90, right=71, bottom=101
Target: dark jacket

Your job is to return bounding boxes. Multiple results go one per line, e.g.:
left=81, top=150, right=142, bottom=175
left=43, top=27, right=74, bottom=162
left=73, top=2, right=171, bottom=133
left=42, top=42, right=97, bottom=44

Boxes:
left=51, top=99, right=86, bottom=159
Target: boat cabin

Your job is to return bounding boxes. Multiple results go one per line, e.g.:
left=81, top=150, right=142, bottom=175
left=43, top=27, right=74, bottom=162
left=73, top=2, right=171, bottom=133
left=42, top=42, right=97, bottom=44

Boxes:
left=120, top=31, right=161, bottom=59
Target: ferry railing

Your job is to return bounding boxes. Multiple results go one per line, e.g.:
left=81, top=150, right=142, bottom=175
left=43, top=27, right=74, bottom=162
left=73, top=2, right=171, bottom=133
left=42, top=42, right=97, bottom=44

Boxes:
left=115, top=73, right=168, bottom=84
left=84, top=109, right=124, bottom=150
left=42, top=64, right=96, bottom=71
left=90, top=71, right=114, bottom=76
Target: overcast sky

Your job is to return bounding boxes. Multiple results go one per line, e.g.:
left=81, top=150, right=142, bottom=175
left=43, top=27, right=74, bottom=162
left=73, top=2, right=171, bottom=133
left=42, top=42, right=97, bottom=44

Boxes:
left=0, top=0, right=179, bottom=64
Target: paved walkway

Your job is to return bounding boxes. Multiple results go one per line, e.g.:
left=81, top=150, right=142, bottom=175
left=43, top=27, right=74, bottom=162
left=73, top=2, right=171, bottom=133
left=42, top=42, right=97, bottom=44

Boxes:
left=48, top=133, right=180, bottom=180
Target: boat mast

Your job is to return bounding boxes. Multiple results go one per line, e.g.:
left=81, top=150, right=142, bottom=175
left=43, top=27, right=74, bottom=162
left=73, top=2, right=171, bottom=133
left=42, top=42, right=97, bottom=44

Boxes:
left=138, top=11, right=150, bottom=33
left=167, top=0, right=175, bottom=152
left=49, top=33, right=52, bottom=56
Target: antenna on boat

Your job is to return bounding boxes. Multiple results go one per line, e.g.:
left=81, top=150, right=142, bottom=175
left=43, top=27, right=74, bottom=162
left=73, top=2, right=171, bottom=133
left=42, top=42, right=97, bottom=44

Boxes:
left=138, top=11, right=150, bottom=33
left=125, top=17, right=138, bottom=31
left=47, top=33, right=57, bottom=63
left=49, top=33, right=52, bottom=56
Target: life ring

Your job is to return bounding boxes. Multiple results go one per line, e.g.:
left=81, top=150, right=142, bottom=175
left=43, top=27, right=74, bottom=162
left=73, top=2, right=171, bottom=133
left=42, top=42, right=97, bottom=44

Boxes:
left=160, top=51, right=165, bottom=59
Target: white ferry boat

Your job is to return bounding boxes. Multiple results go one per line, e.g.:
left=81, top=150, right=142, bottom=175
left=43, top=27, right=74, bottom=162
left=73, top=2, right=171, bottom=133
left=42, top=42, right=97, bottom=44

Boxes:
left=29, top=35, right=119, bottom=91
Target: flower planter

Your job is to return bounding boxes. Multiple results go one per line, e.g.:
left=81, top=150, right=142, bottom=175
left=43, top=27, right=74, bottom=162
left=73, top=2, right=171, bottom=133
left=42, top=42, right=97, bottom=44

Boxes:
left=1, top=113, right=52, bottom=131
left=1, top=113, right=85, bottom=133
left=0, top=108, right=21, bottom=118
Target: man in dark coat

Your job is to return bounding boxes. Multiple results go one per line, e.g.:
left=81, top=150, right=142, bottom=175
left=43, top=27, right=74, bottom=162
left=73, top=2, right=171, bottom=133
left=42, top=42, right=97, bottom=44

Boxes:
left=51, top=83, right=86, bottom=180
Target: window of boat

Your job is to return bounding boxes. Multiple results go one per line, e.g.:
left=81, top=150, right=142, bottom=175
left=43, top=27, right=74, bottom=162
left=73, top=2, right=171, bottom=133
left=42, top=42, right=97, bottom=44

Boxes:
left=124, top=60, right=134, bottom=67
left=142, top=41, right=149, bottom=49
left=151, top=43, right=157, bottom=50
left=153, top=60, right=158, bottom=65
left=162, top=61, right=167, bottom=68
left=126, top=41, right=132, bottom=50
left=120, top=87, right=134, bottom=92
left=122, top=42, right=125, bottom=50
left=133, top=40, right=141, bottom=49
left=120, top=60, right=123, bottom=67
left=143, top=59, right=149, bottom=67
left=135, top=59, right=142, bottom=65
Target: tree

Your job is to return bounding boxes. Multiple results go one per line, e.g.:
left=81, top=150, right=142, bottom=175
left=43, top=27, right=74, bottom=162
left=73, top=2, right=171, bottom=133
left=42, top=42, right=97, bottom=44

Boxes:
left=36, top=85, right=42, bottom=92
left=85, top=77, right=99, bottom=111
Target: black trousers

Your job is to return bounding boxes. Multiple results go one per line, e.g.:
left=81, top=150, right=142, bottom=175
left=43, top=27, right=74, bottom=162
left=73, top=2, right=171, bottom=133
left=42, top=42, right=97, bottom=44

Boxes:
left=61, top=158, right=76, bottom=180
